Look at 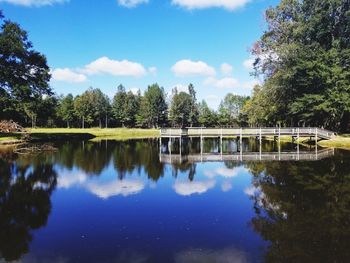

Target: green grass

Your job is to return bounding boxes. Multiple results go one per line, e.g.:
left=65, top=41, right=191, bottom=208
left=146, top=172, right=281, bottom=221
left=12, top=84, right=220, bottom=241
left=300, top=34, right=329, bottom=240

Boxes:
left=28, top=128, right=160, bottom=141
left=318, top=135, right=350, bottom=149
left=0, top=133, right=23, bottom=144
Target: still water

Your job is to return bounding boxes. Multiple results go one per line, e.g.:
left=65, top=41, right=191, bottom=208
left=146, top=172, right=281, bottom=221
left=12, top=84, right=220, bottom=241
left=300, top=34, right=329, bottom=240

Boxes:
left=0, top=138, right=349, bottom=263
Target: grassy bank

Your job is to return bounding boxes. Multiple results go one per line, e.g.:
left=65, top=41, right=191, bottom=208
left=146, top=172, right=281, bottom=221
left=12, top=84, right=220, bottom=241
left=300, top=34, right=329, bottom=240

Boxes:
left=0, top=128, right=160, bottom=144
left=29, top=128, right=160, bottom=141
left=0, top=133, right=23, bottom=145
left=318, top=136, right=350, bottom=149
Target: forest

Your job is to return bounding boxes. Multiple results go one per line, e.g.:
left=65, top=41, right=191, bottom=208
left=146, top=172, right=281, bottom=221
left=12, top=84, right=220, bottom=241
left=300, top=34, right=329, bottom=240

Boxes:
left=1, top=0, right=350, bottom=131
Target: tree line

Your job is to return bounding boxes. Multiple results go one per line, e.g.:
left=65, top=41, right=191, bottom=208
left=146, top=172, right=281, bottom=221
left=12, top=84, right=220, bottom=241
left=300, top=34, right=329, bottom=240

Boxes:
left=7, top=83, right=249, bottom=128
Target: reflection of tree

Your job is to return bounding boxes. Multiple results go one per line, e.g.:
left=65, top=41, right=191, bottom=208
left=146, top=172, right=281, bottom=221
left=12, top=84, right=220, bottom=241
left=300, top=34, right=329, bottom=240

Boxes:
left=55, top=141, right=114, bottom=174
left=246, top=150, right=350, bottom=262
left=0, top=159, right=57, bottom=262
left=113, top=139, right=165, bottom=181
left=171, top=162, right=197, bottom=181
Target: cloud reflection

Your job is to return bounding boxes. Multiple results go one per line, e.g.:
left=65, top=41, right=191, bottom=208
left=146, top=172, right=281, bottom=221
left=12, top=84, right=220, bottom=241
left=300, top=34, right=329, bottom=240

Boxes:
left=86, top=179, right=144, bottom=199
left=174, top=180, right=215, bottom=196
left=57, top=169, right=145, bottom=199
left=174, top=246, right=249, bottom=263
left=221, top=181, right=233, bottom=192
left=204, top=167, right=245, bottom=178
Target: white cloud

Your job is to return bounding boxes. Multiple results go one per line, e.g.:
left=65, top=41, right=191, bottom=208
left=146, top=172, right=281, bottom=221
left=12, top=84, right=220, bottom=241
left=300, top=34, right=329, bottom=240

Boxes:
left=117, top=0, right=148, bottom=8
left=129, top=87, right=140, bottom=95
left=220, top=63, right=233, bottom=76
left=243, top=57, right=255, bottom=70
left=172, top=0, right=250, bottom=11
left=204, top=76, right=239, bottom=89
left=174, top=84, right=189, bottom=93
left=86, top=179, right=145, bottom=199
left=51, top=68, right=87, bottom=83
left=83, top=56, right=147, bottom=77
left=174, top=180, right=215, bottom=196
left=242, top=79, right=260, bottom=90
left=0, top=0, right=68, bottom=6
left=148, top=66, right=157, bottom=75
left=221, top=181, right=232, bottom=192
left=172, top=59, right=216, bottom=77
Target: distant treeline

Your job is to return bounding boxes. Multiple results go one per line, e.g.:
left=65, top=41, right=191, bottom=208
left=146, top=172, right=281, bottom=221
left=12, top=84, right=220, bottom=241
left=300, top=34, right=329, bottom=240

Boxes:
left=1, top=82, right=249, bottom=128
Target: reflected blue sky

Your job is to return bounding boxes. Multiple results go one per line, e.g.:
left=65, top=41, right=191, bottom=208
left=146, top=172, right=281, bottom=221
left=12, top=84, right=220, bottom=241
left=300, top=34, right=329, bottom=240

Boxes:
left=2, top=139, right=342, bottom=262
left=26, top=161, right=264, bottom=262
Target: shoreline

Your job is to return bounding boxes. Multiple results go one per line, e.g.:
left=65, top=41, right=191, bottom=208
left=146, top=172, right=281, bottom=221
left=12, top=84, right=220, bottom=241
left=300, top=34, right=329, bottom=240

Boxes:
left=0, top=128, right=160, bottom=145
left=1, top=128, right=350, bottom=149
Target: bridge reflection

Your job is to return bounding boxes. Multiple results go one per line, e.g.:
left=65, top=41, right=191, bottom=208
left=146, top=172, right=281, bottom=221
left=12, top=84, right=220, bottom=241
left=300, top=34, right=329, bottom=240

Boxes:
left=159, top=137, right=334, bottom=163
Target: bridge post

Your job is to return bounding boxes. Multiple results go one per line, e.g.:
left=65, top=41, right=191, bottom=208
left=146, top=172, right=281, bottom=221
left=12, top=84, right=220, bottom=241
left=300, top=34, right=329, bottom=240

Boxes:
left=179, top=137, right=182, bottom=157
left=220, top=128, right=223, bottom=156
left=240, top=128, right=243, bottom=161
left=278, top=127, right=281, bottom=145
left=259, top=127, right=262, bottom=145
left=159, top=137, right=162, bottom=155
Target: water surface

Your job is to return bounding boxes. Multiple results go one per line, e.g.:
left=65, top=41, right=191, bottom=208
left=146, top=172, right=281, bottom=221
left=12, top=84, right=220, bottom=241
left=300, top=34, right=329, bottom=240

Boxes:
left=0, top=138, right=349, bottom=263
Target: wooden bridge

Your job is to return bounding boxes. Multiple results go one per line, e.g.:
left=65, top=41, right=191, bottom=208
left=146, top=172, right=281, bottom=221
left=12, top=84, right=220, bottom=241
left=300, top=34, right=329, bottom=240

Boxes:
left=160, top=127, right=335, bottom=141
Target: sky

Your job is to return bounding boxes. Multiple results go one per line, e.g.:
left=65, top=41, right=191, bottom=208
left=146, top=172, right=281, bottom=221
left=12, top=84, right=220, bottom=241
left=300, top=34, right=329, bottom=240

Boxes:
left=1, top=0, right=279, bottom=109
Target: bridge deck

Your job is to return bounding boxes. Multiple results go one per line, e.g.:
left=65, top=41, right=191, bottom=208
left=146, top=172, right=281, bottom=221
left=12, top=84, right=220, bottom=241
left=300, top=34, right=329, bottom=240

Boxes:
left=160, top=127, right=335, bottom=140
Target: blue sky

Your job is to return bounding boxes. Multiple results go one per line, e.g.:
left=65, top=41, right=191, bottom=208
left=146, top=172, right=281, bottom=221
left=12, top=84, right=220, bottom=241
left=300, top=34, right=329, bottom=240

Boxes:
left=1, top=0, right=279, bottom=108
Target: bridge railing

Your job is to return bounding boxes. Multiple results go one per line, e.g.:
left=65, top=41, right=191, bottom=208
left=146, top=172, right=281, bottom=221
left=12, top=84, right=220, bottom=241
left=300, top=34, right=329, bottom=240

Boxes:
left=160, top=127, right=336, bottom=139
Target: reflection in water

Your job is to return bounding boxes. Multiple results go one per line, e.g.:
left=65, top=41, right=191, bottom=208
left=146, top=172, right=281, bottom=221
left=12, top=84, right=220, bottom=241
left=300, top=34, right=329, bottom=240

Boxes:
left=246, top=151, right=350, bottom=262
left=0, top=139, right=349, bottom=262
left=174, top=246, right=249, bottom=263
left=0, top=155, right=57, bottom=262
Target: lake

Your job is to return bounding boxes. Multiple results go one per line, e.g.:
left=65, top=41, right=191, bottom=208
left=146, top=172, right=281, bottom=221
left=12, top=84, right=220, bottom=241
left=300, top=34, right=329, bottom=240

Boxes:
left=0, top=138, right=349, bottom=263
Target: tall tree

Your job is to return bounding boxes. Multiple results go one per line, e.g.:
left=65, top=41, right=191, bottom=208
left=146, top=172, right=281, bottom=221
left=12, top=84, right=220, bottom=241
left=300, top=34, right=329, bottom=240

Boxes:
left=138, top=84, right=167, bottom=128
left=169, top=88, right=192, bottom=127
left=218, top=94, right=249, bottom=126
left=112, top=84, right=127, bottom=127
left=91, top=88, right=110, bottom=128
left=57, top=94, right=75, bottom=128
left=188, top=84, right=199, bottom=127
left=74, top=89, right=95, bottom=128
left=123, top=91, right=139, bottom=127
left=0, top=11, right=51, bottom=122
left=198, top=100, right=217, bottom=127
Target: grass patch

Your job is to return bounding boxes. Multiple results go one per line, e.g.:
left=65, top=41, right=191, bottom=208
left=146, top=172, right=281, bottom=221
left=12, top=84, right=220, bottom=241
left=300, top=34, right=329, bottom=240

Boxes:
left=318, top=136, right=350, bottom=149
left=0, top=132, right=23, bottom=144
left=28, top=128, right=160, bottom=141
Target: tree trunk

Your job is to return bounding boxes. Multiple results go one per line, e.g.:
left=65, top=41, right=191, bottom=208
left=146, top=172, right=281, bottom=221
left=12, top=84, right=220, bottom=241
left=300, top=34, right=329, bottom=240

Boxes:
left=105, top=113, right=108, bottom=128
left=82, top=116, right=85, bottom=129
left=67, top=121, right=70, bottom=128
left=99, top=118, right=102, bottom=129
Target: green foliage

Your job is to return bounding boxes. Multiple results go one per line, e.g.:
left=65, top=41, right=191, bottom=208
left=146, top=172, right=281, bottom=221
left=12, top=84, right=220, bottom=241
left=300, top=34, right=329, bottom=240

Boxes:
left=169, top=88, right=192, bottom=127
left=112, top=84, right=127, bottom=126
left=57, top=94, right=75, bottom=128
left=0, top=12, right=51, bottom=121
left=218, top=93, right=249, bottom=126
left=137, top=84, right=167, bottom=128
left=198, top=100, right=217, bottom=127
left=246, top=0, right=350, bottom=131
